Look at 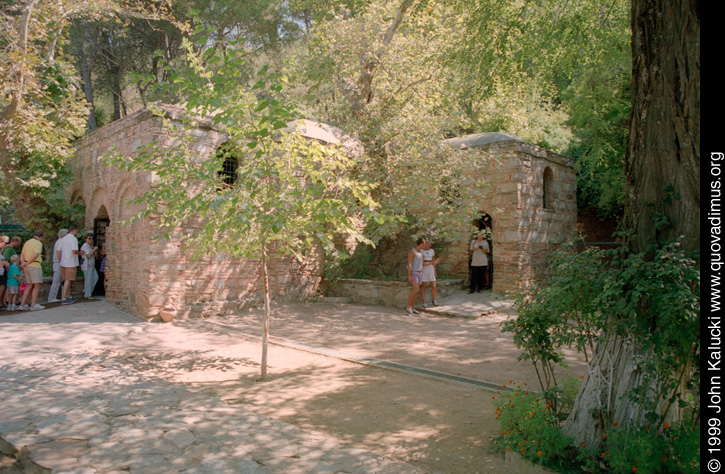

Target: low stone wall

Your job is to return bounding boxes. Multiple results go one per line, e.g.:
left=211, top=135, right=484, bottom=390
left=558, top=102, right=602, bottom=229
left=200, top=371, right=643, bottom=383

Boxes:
left=34, top=276, right=86, bottom=303
left=326, top=278, right=464, bottom=308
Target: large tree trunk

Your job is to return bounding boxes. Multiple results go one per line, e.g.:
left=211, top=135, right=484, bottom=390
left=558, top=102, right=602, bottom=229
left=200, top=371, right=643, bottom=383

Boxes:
left=564, top=334, right=650, bottom=447
left=564, top=0, right=699, bottom=447
left=623, top=0, right=700, bottom=254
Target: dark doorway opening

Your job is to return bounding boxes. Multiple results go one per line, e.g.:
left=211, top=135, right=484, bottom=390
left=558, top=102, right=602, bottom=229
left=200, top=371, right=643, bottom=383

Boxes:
left=473, top=212, right=493, bottom=288
left=92, top=216, right=109, bottom=296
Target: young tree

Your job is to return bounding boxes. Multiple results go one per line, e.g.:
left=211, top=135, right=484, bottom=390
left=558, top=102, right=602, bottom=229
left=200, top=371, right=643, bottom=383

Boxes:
left=106, top=38, right=382, bottom=380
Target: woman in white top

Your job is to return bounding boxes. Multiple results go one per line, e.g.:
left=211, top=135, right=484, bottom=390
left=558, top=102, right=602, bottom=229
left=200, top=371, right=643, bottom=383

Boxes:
left=420, top=240, right=440, bottom=307
left=80, top=234, right=99, bottom=299
left=406, top=238, right=426, bottom=314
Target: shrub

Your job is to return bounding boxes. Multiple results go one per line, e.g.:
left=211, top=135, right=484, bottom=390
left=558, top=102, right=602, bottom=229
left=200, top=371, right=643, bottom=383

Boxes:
left=579, top=422, right=700, bottom=474
left=492, top=387, right=577, bottom=471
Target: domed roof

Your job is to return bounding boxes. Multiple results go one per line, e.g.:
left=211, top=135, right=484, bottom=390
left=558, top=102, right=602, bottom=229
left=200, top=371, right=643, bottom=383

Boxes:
left=442, top=132, right=522, bottom=149
left=287, top=120, right=364, bottom=157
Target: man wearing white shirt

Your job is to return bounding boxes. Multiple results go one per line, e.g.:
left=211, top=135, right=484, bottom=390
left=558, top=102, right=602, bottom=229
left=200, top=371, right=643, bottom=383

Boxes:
left=47, top=228, right=68, bottom=303
left=59, top=224, right=83, bottom=305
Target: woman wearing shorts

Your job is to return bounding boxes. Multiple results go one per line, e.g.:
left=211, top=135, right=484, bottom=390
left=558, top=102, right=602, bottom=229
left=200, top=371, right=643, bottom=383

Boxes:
left=420, top=240, right=440, bottom=307
left=406, top=238, right=426, bottom=314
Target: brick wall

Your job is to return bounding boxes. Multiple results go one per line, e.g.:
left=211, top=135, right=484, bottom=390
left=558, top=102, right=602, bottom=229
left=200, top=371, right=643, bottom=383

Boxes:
left=439, top=140, right=577, bottom=295
left=69, top=106, right=328, bottom=319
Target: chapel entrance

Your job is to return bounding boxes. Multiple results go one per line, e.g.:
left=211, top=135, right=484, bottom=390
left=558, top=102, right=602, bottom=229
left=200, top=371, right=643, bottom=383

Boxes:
left=473, top=212, right=493, bottom=289
left=92, top=209, right=110, bottom=297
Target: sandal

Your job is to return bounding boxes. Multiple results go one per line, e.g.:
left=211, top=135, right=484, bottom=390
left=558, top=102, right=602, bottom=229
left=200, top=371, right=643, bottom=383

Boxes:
left=405, top=308, right=419, bottom=314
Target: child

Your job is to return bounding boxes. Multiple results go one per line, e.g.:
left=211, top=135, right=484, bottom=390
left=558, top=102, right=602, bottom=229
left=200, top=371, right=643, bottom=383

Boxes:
left=6, top=254, right=21, bottom=311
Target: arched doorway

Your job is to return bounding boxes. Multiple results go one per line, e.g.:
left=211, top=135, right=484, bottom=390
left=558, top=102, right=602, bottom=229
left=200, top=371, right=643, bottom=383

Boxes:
left=93, top=206, right=110, bottom=296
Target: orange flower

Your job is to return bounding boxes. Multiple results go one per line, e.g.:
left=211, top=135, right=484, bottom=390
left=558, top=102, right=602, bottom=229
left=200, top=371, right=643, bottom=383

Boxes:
left=645, top=427, right=650, bottom=432
left=521, top=448, right=525, bottom=453
left=602, top=452, right=607, bottom=458
left=613, top=422, right=618, bottom=426
left=537, top=450, right=543, bottom=457
left=603, top=433, right=607, bottom=439
left=506, top=446, right=511, bottom=451
left=663, top=423, right=670, bottom=429
left=580, top=443, right=586, bottom=449
left=510, top=404, right=515, bottom=408
left=492, top=396, right=495, bottom=399
left=503, top=430, right=507, bottom=435
left=632, top=468, right=638, bottom=473
left=546, top=404, right=551, bottom=409
left=509, top=380, right=513, bottom=383
left=662, top=456, right=668, bottom=462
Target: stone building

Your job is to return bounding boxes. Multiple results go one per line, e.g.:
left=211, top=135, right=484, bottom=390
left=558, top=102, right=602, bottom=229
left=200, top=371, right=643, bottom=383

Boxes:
left=436, top=132, right=578, bottom=294
left=68, top=105, right=359, bottom=319
left=69, top=106, right=576, bottom=318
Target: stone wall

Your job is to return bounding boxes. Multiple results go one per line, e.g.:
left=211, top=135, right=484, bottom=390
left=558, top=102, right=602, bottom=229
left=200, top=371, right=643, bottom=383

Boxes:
left=433, top=138, right=577, bottom=295
left=335, top=138, right=576, bottom=296
left=69, top=106, right=326, bottom=319
left=327, top=278, right=463, bottom=308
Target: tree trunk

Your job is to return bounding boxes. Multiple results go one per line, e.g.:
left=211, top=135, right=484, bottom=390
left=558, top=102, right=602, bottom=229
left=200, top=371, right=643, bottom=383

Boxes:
left=623, top=0, right=700, bottom=254
left=260, top=245, right=271, bottom=381
left=76, top=23, right=98, bottom=132
left=564, top=0, right=699, bottom=447
left=564, top=333, right=647, bottom=447
left=0, top=0, right=37, bottom=120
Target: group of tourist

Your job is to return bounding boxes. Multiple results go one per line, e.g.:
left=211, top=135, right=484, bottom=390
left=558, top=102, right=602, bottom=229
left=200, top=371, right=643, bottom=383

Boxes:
left=405, top=220, right=493, bottom=314
left=0, top=225, right=106, bottom=312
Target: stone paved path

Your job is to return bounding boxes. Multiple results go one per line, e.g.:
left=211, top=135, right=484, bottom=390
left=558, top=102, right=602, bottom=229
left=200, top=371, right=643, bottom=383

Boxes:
left=0, top=303, right=421, bottom=474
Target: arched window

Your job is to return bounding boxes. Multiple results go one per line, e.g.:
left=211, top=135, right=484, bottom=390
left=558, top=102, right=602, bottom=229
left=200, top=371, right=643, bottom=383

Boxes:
left=216, top=143, right=238, bottom=188
left=543, top=167, right=554, bottom=209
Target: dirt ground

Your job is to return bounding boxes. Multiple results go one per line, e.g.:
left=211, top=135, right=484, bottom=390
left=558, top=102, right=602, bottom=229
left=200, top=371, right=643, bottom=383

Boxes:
left=92, top=301, right=587, bottom=474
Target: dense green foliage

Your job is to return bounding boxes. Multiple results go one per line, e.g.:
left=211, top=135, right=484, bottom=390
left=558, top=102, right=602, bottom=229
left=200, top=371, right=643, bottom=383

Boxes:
left=3, top=0, right=631, bottom=231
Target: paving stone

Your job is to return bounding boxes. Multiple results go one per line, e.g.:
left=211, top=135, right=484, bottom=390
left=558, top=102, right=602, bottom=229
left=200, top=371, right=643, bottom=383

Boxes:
left=160, top=428, right=194, bottom=448
left=0, top=303, right=424, bottom=474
